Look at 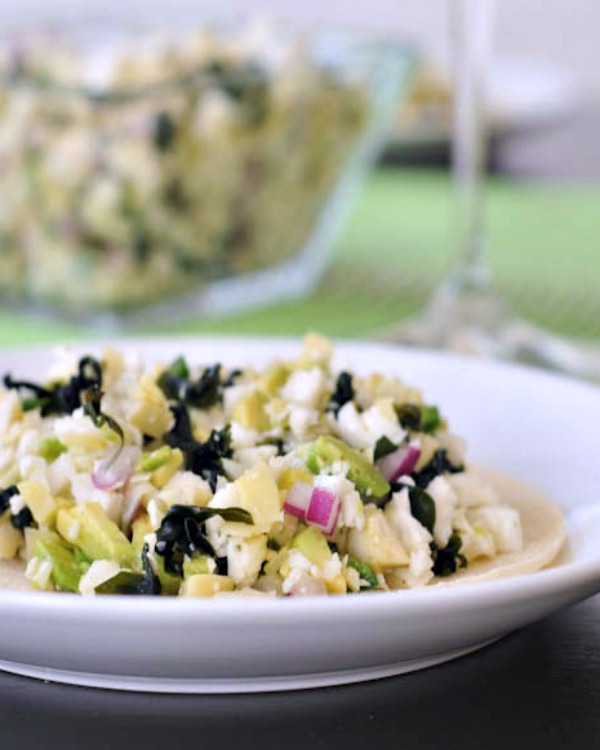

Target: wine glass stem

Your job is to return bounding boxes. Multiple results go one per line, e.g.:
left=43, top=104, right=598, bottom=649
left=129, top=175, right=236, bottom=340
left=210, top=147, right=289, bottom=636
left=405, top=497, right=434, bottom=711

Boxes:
left=451, top=0, right=495, bottom=295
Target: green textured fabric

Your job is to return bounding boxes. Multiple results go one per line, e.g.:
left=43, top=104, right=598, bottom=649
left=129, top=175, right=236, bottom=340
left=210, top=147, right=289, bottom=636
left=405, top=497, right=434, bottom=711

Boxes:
left=0, top=167, right=598, bottom=347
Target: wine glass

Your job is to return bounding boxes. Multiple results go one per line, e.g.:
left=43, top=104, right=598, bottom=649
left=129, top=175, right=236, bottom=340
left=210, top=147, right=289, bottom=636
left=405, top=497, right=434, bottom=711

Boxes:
left=389, top=0, right=600, bottom=383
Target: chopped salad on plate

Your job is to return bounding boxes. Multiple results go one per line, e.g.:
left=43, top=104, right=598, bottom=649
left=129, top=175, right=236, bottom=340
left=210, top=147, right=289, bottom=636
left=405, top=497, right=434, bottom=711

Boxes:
left=0, top=334, right=549, bottom=598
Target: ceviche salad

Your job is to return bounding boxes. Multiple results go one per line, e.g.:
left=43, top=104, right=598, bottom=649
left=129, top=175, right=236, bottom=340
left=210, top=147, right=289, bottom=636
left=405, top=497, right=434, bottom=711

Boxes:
left=0, top=334, right=533, bottom=597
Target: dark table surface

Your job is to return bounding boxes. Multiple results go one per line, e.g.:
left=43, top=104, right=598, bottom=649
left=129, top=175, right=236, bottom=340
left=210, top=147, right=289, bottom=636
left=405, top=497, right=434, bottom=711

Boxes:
left=1, top=592, right=598, bottom=750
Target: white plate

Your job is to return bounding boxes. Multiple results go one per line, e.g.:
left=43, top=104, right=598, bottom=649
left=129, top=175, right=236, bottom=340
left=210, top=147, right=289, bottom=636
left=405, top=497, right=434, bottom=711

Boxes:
left=0, top=337, right=599, bottom=693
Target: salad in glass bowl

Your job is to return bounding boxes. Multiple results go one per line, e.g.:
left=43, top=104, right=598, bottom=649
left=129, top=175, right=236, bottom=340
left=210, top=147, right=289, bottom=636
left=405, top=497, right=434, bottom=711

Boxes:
left=0, top=20, right=412, bottom=322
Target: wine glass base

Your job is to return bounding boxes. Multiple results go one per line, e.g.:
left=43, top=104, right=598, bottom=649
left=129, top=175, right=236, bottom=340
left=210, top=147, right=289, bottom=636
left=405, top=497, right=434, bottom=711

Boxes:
left=383, top=288, right=600, bottom=384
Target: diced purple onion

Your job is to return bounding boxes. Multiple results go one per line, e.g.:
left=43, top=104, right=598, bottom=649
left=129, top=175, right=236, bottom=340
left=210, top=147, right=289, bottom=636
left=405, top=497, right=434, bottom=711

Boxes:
left=92, top=446, right=141, bottom=491
left=376, top=441, right=421, bottom=483
left=283, top=482, right=341, bottom=536
left=306, top=487, right=341, bottom=536
left=283, top=482, right=313, bottom=519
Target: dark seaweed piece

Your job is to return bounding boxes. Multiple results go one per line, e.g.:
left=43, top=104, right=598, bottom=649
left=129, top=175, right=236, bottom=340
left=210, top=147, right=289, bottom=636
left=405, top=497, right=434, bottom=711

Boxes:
left=395, top=403, right=422, bottom=431
left=155, top=505, right=253, bottom=577
left=396, top=403, right=442, bottom=433
left=184, top=365, right=222, bottom=409
left=222, top=369, right=242, bottom=388
left=0, top=485, right=18, bottom=515
left=0, top=485, right=34, bottom=530
left=407, top=485, right=436, bottom=534
left=3, top=375, right=52, bottom=401
left=158, top=360, right=222, bottom=410
left=95, top=545, right=162, bottom=596
left=11, top=506, right=34, bottom=530
left=164, top=408, right=233, bottom=491
left=163, top=179, right=189, bottom=212
left=164, top=403, right=196, bottom=452
left=432, top=533, right=467, bottom=577
left=82, top=386, right=124, bottom=446
left=158, top=373, right=185, bottom=403
left=3, top=355, right=103, bottom=417
left=219, top=63, right=269, bottom=126
left=411, top=449, right=464, bottom=489
left=186, top=425, right=233, bottom=491
left=133, top=234, right=151, bottom=263
left=153, top=111, right=176, bottom=151
left=373, top=436, right=397, bottom=462
left=327, top=372, right=354, bottom=415
left=263, top=437, right=286, bottom=456
left=389, top=481, right=436, bottom=533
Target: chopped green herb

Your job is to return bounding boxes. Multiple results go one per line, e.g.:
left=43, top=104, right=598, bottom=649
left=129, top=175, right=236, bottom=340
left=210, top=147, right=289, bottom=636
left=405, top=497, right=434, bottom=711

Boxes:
left=347, top=555, right=378, bottom=590
left=39, top=436, right=67, bottom=462
left=168, top=356, right=189, bottom=380
left=141, top=445, right=173, bottom=473
left=421, top=405, right=441, bottom=433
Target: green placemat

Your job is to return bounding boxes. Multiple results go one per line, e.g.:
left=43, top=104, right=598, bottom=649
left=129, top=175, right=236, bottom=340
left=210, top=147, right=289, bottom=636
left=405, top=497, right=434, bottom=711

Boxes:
left=0, top=168, right=598, bottom=346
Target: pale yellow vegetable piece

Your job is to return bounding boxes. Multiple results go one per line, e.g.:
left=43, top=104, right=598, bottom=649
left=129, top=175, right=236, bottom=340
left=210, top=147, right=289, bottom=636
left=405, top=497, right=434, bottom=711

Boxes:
left=231, top=462, right=282, bottom=535
left=181, top=574, right=235, bottom=597
left=325, top=574, right=348, bottom=595
left=0, top=513, right=22, bottom=560
left=151, top=448, right=184, bottom=489
left=128, top=374, right=173, bottom=439
left=258, top=364, right=289, bottom=397
left=17, top=480, right=57, bottom=527
left=232, top=390, right=270, bottom=432
left=347, top=506, right=409, bottom=573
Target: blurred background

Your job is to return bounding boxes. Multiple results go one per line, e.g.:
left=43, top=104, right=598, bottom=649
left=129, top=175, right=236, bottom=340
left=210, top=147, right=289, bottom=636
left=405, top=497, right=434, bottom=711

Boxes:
left=0, top=0, right=598, bottom=350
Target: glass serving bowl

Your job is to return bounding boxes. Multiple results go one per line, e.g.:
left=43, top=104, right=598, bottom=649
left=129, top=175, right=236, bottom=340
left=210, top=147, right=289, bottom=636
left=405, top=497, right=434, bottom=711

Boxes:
left=0, top=21, right=414, bottom=326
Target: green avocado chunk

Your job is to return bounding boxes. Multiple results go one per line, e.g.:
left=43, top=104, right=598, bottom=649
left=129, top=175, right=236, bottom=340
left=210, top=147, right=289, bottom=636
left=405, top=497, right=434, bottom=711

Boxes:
left=34, top=531, right=88, bottom=592
left=291, top=526, right=331, bottom=568
left=307, top=436, right=390, bottom=500
left=56, top=502, right=135, bottom=567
